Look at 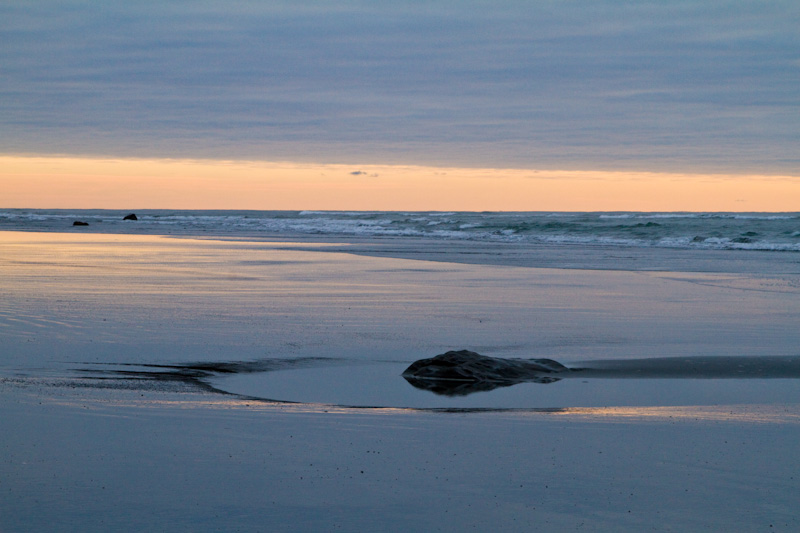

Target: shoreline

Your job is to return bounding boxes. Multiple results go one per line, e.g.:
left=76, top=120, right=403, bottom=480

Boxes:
left=4, top=227, right=800, bottom=275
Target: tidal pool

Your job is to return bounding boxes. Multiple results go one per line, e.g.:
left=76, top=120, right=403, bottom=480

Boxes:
left=208, top=359, right=800, bottom=410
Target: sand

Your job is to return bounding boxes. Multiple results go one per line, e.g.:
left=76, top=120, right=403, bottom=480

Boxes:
left=2, top=230, right=799, bottom=531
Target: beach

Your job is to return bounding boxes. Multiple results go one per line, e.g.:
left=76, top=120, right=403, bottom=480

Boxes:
left=2, top=224, right=800, bottom=531
left=5, top=1, right=800, bottom=529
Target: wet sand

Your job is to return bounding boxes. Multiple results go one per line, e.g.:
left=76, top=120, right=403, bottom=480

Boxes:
left=2, top=230, right=800, bottom=531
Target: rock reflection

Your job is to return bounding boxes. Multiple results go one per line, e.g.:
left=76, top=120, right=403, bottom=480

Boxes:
left=403, top=374, right=561, bottom=396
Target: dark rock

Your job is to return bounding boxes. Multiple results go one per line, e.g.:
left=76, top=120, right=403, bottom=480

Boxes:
left=72, top=221, right=89, bottom=226
left=402, top=350, right=569, bottom=395
left=123, top=213, right=138, bottom=221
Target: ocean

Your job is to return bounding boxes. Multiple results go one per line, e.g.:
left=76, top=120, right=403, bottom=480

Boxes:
left=2, top=209, right=799, bottom=252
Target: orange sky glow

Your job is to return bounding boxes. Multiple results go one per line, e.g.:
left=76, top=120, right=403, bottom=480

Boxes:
left=2, top=155, right=798, bottom=212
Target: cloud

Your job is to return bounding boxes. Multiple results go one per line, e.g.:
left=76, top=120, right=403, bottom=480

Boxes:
left=1, top=1, right=798, bottom=173
left=350, top=170, right=379, bottom=177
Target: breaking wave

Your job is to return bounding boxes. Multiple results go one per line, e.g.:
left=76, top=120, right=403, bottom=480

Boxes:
left=2, top=209, right=799, bottom=252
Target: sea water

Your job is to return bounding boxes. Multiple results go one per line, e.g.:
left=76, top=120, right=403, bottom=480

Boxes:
left=2, top=209, right=799, bottom=252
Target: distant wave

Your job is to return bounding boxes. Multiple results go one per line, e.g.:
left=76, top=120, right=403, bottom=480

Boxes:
left=2, top=209, right=799, bottom=252
left=600, top=213, right=795, bottom=221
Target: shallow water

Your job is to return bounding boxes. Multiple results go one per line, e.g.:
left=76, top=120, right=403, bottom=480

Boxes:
left=210, top=359, right=800, bottom=409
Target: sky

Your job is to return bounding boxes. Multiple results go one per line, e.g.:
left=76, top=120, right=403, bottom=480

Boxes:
left=2, top=1, right=799, bottom=210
